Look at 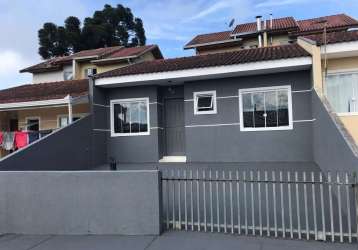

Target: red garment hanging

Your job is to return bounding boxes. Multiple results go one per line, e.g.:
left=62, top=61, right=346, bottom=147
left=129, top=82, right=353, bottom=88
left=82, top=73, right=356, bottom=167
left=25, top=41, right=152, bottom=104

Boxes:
left=0, top=132, right=3, bottom=146
left=14, top=131, right=28, bottom=149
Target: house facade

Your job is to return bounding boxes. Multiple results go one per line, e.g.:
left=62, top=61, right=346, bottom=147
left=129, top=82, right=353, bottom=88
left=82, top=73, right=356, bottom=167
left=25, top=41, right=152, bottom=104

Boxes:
left=90, top=44, right=316, bottom=166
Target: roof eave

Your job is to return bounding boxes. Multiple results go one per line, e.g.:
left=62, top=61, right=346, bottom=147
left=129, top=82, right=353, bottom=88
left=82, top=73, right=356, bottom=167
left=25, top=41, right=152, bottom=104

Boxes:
left=95, top=57, right=312, bottom=88
left=184, top=38, right=242, bottom=50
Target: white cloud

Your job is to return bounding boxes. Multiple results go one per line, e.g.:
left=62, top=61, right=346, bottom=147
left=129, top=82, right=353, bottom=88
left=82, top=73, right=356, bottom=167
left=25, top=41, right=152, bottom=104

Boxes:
left=187, top=1, right=231, bottom=21
left=0, top=50, right=32, bottom=76
left=255, top=0, right=310, bottom=8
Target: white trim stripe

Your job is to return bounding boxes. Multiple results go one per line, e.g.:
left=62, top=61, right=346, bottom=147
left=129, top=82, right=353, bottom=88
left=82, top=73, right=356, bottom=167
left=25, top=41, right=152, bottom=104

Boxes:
left=184, top=89, right=312, bottom=102
left=292, top=88, right=313, bottom=93
left=186, top=123, right=240, bottom=128
left=293, top=119, right=316, bottom=123
left=93, top=103, right=110, bottom=108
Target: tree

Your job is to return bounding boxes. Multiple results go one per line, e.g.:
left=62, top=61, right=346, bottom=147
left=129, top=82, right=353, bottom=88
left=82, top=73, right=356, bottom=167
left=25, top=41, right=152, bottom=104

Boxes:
left=37, top=4, right=147, bottom=59
left=38, top=23, right=68, bottom=59
left=65, top=16, right=82, bottom=53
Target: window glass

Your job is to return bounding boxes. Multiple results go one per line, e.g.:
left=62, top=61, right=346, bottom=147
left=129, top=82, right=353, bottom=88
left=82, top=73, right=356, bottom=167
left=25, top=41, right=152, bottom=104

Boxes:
left=326, top=73, right=358, bottom=113
left=197, top=95, right=213, bottom=111
left=27, top=119, right=39, bottom=131
left=63, top=71, right=73, bottom=80
left=242, top=93, right=254, bottom=128
left=112, top=99, right=149, bottom=135
left=84, top=68, right=97, bottom=78
left=240, top=87, right=291, bottom=130
left=194, top=91, right=217, bottom=114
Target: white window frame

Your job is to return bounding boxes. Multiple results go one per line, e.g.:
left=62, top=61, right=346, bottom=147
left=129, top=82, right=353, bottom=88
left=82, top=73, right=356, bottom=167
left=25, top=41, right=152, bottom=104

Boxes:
left=25, top=116, right=41, bottom=131
left=239, top=85, right=293, bottom=132
left=325, top=70, right=358, bottom=115
left=193, top=90, right=217, bottom=115
left=57, top=113, right=86, bottom=128
left=110, top=97, right=150, bottom=137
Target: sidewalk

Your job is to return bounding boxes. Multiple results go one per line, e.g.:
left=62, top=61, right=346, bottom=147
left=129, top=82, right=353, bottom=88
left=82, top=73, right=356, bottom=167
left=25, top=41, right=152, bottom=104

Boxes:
left=0, top=231, right=356, bottom=250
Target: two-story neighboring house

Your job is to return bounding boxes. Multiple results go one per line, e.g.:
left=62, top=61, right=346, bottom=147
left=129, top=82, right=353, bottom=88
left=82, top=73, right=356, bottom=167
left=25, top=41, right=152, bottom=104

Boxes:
left=184, top=14, right=358, bottom=54
left=0, top=45, right=163, bottom=157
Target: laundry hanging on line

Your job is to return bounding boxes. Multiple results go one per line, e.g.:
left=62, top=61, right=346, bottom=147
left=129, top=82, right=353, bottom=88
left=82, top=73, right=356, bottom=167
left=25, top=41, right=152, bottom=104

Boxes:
left=0, top=130, right=53, bottom=151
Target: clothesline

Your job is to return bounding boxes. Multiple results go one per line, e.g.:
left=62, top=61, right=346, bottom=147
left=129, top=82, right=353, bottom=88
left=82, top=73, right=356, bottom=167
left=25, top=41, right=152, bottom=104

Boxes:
left=0, top=130, right=53, bottom=151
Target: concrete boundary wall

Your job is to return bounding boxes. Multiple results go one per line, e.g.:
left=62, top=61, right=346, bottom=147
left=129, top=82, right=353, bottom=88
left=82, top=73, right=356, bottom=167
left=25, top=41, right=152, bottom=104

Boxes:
left=0, top=171, right=161, bottom=235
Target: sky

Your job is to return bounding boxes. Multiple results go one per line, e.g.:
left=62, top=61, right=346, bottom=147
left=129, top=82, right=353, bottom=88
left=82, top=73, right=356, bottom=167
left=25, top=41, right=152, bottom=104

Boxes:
left=1, top=0, right=358, bottom=88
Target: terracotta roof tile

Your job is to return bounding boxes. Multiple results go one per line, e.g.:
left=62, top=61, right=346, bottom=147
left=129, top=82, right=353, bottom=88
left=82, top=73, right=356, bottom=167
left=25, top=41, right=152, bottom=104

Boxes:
left=20, top=45, right=162, bottom=73
left=0, top=79, right=88, bottom=104
left=303, top=30, right=358, bottom=45
left=95, top=44, right=310, bottom=79
left=105, top=45, right=158, bottom=59
left=185, top=31, right=233, bottom=48
left=297, top=14, right=358, bottom=34
left=232, top=17, right=298, bottom=35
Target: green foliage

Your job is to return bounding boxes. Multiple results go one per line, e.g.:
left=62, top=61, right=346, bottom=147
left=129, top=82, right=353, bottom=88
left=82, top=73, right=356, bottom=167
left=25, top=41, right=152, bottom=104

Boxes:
left=38, top=4, right=146, bottom=59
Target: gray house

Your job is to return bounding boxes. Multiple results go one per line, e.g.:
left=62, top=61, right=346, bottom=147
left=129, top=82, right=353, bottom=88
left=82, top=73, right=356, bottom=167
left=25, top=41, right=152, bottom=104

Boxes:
left=89, top=43, right=356, bottom=172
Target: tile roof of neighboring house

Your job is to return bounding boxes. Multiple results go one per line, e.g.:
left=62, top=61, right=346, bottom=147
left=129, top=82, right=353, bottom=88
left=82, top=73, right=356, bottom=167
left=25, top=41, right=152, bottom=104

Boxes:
left=302, top=30, right=358, bottom=45
left=184, top=31, right=234, bottom=48
left=296, top=14, right=358, bottom=34
left=20, top=45, right=163, bottom=73
left=0, top=79, right=88, bottom=104
left=232, top=17, right=298, bottom=35
left=95, top=43, right=310, bottom=79
left=184, top=14, right=358, bottom=49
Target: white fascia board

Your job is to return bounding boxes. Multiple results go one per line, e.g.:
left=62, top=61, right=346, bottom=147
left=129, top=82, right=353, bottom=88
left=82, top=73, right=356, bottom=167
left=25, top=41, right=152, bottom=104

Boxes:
left=321, top=41, right=358, bottom=57
left=0, top=98, right=69, bottom=110
left=95, top=57, right=312, bottom=86
left=184, top=38, right=242, bottom=49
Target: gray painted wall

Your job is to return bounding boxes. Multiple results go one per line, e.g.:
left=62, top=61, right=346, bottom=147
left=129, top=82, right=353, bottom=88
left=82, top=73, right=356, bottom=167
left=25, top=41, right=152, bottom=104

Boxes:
left=0, top=171, right=161, bottom=235
left=184, top=71, right=313, bottom=162
left=0, top=116, right=92, bottom=171
left=312, top=91, right=358, bottom=172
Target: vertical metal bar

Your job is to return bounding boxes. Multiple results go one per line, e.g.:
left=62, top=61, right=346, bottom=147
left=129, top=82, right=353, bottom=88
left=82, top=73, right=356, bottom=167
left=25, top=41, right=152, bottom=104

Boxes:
left=166, top=170, right=170, bottom=230
left=190, top=170, right=194, bottom=231
left=280, top=171, right=285, bottom=238
left=203, top=170, right=207, bottom=232
left=311, top=172, right=318, bottom=241
left=250, top=171, right=255, bottom=236
left=210, top=170, right=214, bottom=233
left=216, top=171, right=220, bottom=233
left=328, top=172, right=334, bottom=242
left=178, top=170, right=182, bottom=230
left=236, top=170, right=241, bottom=235
left=258, top=171, right=263, bottom=236
left=265, top=171, right=270, bottom=237
left=319, top=172, right=326, bottom=241
left=272, top=171, right=278, bottom=237
left=244, top=171, right=248, bottom=235
left=172, top=170, right=176, bottom=229
left=184, top=169, right=188, bottom=231
left=223, top=171, right=227, bottom=233
left=197, top=169, right=200, bottom=232
left=229, top=171, right=234, bottom=234
left=287, top=172, right=293, bottom=239
left=345, top=173, right=352, bottom=243
left=303, top=172, right=309, bottom=240
left=337, top=172, right=343, bottom=243
left=295, top=171, right=301, bottom=239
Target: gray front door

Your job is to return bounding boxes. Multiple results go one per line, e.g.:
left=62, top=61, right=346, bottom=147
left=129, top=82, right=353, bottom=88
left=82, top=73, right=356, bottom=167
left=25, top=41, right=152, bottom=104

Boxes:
left=164, top=98, right=185, bottom=156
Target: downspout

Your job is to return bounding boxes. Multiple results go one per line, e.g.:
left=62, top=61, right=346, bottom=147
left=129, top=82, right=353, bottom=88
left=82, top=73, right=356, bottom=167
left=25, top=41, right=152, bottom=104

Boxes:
left=256, top=15, right=263, bottom=48
left=66, top=95, right=73, bottom=124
